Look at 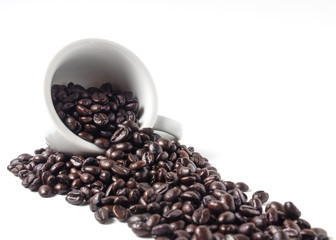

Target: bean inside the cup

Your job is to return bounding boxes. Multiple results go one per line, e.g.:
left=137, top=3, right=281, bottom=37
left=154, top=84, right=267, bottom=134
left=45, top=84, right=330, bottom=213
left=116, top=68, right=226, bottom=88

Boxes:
left=7, top=82, right=329, bottom=239
left=51, top=82, right=140, bottom=149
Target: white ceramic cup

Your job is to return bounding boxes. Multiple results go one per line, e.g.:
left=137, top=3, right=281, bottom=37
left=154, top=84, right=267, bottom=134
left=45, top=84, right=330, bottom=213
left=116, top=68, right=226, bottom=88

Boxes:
left=44, top=38, right=182, bottom=155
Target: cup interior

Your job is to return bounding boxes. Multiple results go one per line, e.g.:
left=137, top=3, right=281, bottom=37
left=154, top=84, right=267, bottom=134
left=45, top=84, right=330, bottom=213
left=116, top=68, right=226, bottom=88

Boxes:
left=44, top=39, right=158, bottom=153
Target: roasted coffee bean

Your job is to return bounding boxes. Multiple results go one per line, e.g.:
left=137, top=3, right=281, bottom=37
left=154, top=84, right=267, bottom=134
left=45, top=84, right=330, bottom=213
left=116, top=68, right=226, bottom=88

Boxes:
left=239, top=204, right=261, bottom=217
left=237, top=222, right=256, bottom=236
left=111, top=165, right=130, bottom=176
left=127, top=213, right=150, bottom=227
left=66, top=190, right=85, bottom=205
left=28, top=177, right=41, bottom=191
left=80, top=173, right=95, bottom=183
left=78, top=132, right=94, bottom=142
left=217, top=211, right=236, bottom=224
left=112, top=204, right=127, bottom=222
left=208, top=200, right=226, bottom=214
left=236, top=182, right=249, bottom=192
left=91, top=92, right=108, bottom=104
left=110, top=125, right=130, bottom=143
left=94, top=207, right=110, bottom=224
left=131, top=221, right=151, bottom=237
left=192, top=207, right=211, bottom=224
left=284, top=201, right=301, bottom=220
left=38, top=185, right=55, bottom=198
left=180, top=191, right=200, bottom=203
left=162, top=209, right=183, bottom=221
left=163, top=187, right=181, bottom=202
left=129, top=160, right=147, bottom=170
left=252, top=190, right=269, bottom=204
left=151, top=223, right=173, bottom=237
left=145, top=214, right=161, bottom=228
left=266, top=201, right=285, bottom=213
left=94, top=138, right=110, bottom=148
left=82, top=165, right=101, bottom=175
left=22, top=173, right=35, bottom=188
left=194, top=225, right=213, bottom=240
left=54, top=183, right=69, bottom=195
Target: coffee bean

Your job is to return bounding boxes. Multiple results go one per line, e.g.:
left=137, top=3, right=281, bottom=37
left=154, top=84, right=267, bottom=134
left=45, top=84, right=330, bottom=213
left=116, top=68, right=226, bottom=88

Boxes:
left=236, top=182, right=249, bottom=192
left=110, top=125, right=130, bottom=143
left=112, top=204, right=127, bottom=222
left=94, top=207, right=110, bottom=224
left=93, top=113, right=109, bottom=127
left=284, top=201, right=301, bottom=220
left=146, top=214, right=161, bottom=228
left=252, top=190, right=269, bottom=204
left=76, top=104, right=92, bottom=116
left=192, top=207, right=211, bottom=224
left=80, top=173, right=95, bottom=183
left=38, top=185, right=55, bottom=198
left=217, top=211, right=236, bottom=224
left=151, top=223, right=173, bottom=237
left=194, top=225, right=212, bottom=240
left=66, top=190, right=85, bottom=205
left=111, top=165, right=130, bottom=176
left=131, top=221, right=151, bottom=237
left=163, top=209, right=183, bottom=221
left=94, top=138, right=110, bottom=148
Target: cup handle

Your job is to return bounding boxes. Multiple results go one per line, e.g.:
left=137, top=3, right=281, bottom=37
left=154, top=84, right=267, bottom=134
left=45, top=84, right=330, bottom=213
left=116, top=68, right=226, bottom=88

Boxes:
left=153, top=115, right=183, bottom=140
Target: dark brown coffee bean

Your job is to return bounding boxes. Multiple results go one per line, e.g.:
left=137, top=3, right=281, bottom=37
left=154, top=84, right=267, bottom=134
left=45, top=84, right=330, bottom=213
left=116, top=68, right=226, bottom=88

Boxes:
left=163, top=209, right=183, bottom=221
left=80, top=173, right=95, bottom=183
left=217, top=211, right=236, bottom=224
left=194, top=225, right=212, bottom=240
left=93, top=113, right=109, bottom=127
left=294, top=218, right=311, bottom=230
left=38, top=185, right=55, bottom=198
left=66, top=190, right=85, bottom=205
left=151, top=223, right=173, bottom=237
left=49, top=162, right=64, bottom=175
left=94, top=207, right=110, bottom=224
left=91, top=92, right=108, bottom=104
left=208, top=200, right=226, bottom=214
left=266, top=201, right=285, bottom=213
left=78, top=132, right=94, bottom=142
left=76, top=104, right=92, bottom=116
left=145, top=214, right=161, bottom=228
left=143, top=188, right=157, bottom=203
left=273, top=230, right=290, bottom=240
left=110, top=125, right=130, bottom=143
left=28, top=177, right=41, bottom=191
left=112, top=204, right=127, bottom=222
left=54, top=183, right=69, bottom=195
left=239, top=204, right=261, bottom=217
left=111, top=165, right=130, bottom=176
left=129, top=160, right=147, bottom=170
left=192, top=207, right=211, bottom=224
left=284, top=201, right=301, bottom=220
left=237, top=222, right=256, bottom=236
left=163, top=187, right=181, bottom=202
left=180, top=191, right=200, bottom=203
left=131, top=222, right=151, bottom=237
left=99, top=159, right=115, bottom=169
left=94, top=138, right=110, bottom=148
left=252, top=190, right=269, bottom=204
left=236, top=182, right=249, bottom=192
left=213, top=232, right=226, bottom=240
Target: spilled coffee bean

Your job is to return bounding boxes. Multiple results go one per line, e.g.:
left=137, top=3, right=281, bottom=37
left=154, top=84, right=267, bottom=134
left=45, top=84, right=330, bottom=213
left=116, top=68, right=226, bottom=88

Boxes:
left=7, top=82, right=329, bottom=239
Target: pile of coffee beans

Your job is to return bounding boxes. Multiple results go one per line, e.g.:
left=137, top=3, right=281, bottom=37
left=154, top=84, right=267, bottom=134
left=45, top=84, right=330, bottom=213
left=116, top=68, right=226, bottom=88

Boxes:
left=51, top=82, right=139, bottom=149
left=7, top=82, right=328, bottom=240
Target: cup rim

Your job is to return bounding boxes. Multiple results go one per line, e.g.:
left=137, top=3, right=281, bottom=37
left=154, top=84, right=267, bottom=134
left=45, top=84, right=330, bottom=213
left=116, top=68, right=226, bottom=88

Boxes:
left=44, top=38, right=158, bottom=152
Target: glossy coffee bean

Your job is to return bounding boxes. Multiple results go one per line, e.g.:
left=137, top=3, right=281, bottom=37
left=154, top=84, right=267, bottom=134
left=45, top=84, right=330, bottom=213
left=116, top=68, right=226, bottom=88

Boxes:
left=38, top=185, right=55, bottom=198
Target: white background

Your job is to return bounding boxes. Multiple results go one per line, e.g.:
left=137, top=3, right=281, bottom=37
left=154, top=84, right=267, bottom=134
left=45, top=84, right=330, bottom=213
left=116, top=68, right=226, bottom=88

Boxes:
left=0, top=0, right=335, bottom=239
